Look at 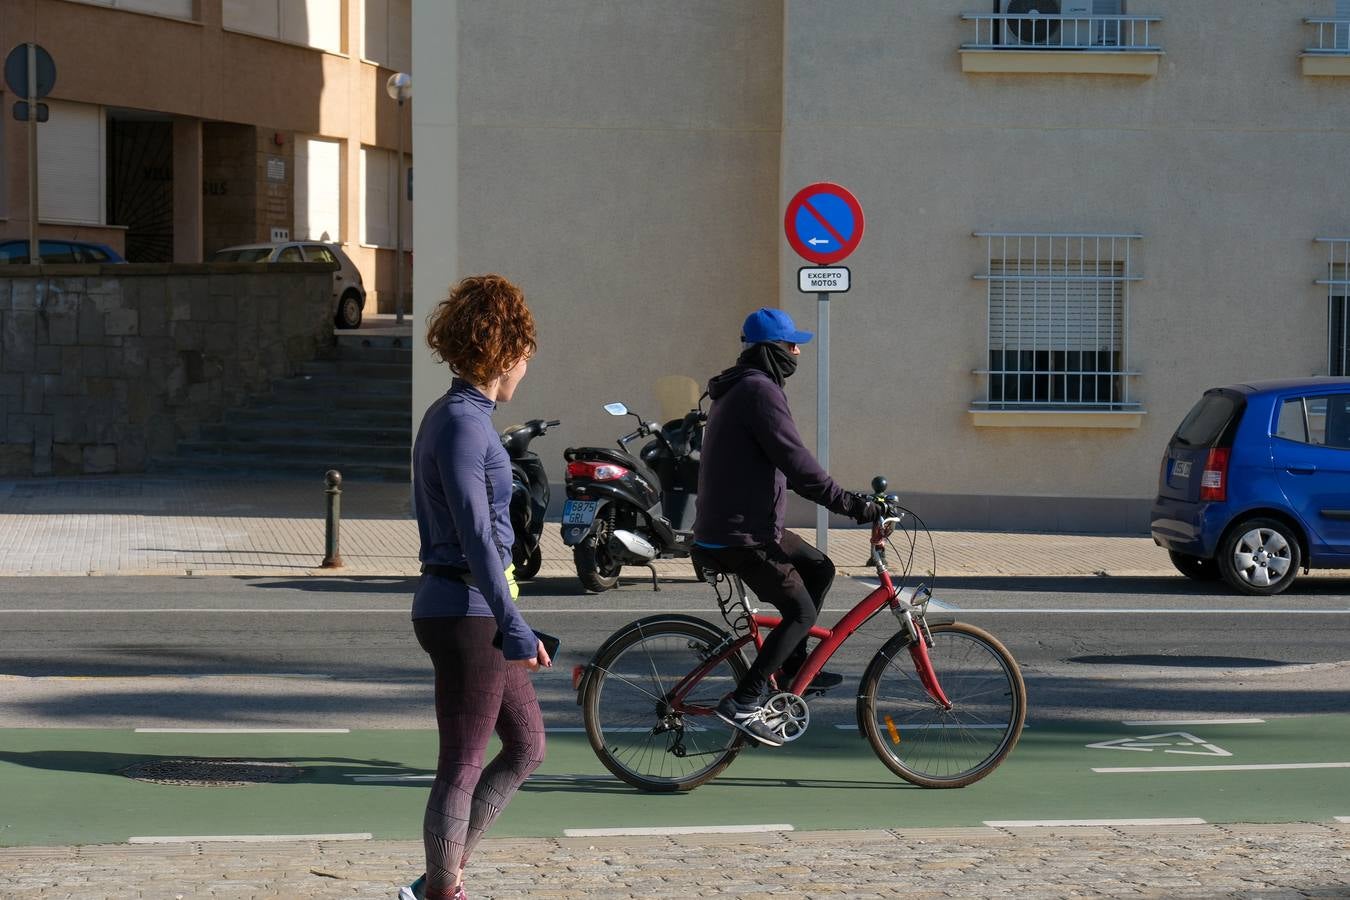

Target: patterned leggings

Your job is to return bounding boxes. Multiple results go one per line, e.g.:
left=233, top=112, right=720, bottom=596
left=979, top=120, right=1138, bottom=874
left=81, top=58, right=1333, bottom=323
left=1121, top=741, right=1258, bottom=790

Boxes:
left=413, top=616, right=547, bottom=899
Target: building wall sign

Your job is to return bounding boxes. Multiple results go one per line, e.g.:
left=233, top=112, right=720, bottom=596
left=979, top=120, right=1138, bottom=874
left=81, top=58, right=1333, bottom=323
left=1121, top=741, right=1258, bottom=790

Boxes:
left=266, top=157, right=286, bottom=182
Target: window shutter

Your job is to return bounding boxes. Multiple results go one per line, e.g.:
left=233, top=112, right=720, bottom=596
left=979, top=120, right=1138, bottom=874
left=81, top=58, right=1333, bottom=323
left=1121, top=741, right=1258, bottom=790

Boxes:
left=39, top=101, right=103, bottom=225
left=989, top=260, right=1124, bottom=353
left=119, top=0, right=194, bottom=17
left=295, top=137, right=341, bottom=241
left=361, top=147, right=391, bottom=247
left=223, top=0, right=280, bottom=39
left=281, top=0, right=343, bottom=54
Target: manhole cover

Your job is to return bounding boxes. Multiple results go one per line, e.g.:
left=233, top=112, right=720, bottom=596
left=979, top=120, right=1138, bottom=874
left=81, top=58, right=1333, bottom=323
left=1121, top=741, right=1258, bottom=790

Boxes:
left=121, top=758, right=303, bottom=786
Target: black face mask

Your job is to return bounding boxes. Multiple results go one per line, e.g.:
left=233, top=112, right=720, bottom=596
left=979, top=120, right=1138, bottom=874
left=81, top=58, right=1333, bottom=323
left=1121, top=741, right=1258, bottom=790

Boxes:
left=737, top=342, right=798, bottom=387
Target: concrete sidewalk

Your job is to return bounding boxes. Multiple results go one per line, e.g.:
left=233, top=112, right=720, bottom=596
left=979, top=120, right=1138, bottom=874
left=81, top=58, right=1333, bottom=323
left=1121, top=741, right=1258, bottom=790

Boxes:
left=0, top=475, right=1175, bottom=579
left=2, top=823, right=1347, bottom=898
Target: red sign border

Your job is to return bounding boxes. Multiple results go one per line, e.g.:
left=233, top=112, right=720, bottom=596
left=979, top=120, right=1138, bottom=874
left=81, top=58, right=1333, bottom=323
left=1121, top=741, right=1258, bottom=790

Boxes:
left=784, top=182, right=865, bottom=265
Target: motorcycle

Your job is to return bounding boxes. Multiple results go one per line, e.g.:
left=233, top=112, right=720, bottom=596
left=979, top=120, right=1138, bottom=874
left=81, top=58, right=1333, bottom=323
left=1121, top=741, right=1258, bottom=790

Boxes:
left=561, top=399, right=705, bottom=592
left=500, top=418, right=560, bottom=580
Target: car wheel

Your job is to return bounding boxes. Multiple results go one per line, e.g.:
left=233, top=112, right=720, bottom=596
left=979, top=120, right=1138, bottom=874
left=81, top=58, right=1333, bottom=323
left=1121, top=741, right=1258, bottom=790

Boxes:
left=1168, top=550, right=1221, bottom=581
left=1217, top=517, right=1301, bottom=596
left=335, top=290, right=363, bottom=329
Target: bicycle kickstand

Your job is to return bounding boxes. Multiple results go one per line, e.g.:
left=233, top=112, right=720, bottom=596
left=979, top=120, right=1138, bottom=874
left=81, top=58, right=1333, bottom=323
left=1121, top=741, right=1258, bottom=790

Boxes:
left=642, top=563, right=660, bottom=592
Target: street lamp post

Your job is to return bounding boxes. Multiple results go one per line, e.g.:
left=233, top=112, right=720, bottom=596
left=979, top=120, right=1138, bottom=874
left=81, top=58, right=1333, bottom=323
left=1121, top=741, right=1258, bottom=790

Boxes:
left=386, top=72, right=412, bottom=324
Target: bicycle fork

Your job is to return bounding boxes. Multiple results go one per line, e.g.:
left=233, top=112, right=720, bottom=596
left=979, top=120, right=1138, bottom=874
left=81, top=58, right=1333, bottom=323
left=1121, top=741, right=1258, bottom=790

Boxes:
left=894, top=604, right=953, bottom=710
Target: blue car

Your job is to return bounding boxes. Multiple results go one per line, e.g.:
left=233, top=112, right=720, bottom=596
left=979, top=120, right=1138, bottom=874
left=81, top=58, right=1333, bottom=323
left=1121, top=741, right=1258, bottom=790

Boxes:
left=0, top=239, right=126, bottom=264
left=1151, top=378, right=1350, bottom=595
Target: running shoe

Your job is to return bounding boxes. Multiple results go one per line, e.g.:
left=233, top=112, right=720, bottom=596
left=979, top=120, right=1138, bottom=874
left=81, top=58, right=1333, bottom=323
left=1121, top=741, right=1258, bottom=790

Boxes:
left=715, top=694, right=784, bottom=747
left=397, top=874, right=426, bottom=900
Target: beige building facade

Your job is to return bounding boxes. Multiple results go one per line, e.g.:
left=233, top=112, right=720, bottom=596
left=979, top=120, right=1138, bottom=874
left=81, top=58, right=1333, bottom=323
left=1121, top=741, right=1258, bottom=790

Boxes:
left=0, top=0, right=412, bottom=313
left=410, top=0, right=1350, bottom=533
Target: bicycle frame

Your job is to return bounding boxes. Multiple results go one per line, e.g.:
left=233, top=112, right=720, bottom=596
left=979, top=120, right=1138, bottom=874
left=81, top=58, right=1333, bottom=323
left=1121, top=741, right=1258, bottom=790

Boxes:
left=669, top=517, right=953, bottom=717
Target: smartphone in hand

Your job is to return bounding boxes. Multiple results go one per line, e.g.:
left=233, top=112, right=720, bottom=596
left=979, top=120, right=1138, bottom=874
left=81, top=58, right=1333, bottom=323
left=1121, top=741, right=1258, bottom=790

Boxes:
left=493, top=628, right=562, bottom=660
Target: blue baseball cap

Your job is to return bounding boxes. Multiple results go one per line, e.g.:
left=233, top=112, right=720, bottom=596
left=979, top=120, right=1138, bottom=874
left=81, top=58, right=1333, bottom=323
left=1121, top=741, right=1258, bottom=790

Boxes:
left=741, top=307, right=814, bottom=345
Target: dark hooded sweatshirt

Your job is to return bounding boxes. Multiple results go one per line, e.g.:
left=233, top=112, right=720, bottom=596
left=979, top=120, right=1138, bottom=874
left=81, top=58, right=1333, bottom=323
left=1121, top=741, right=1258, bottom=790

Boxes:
left=693, top=363, right=862, bottom=547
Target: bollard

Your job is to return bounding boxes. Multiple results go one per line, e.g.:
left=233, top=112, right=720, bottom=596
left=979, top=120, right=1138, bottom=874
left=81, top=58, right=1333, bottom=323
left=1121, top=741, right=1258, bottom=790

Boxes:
left=321, top=469, right=344, bottom=568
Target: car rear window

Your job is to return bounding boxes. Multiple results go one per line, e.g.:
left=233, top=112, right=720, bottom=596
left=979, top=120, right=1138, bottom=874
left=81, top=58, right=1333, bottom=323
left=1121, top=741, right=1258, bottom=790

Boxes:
left=1174, top=392, right=1242, bottom=447
left=211, top=248, right=271, bottom=262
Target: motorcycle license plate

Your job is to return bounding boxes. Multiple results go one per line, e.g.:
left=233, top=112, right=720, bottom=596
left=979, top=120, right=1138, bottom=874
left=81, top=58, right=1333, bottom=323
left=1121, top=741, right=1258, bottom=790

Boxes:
left=562, top=500, right=598, bottom=527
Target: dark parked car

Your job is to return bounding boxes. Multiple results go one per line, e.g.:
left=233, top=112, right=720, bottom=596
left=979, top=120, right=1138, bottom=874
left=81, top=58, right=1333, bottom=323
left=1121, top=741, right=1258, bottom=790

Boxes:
left=0, top=239, right=125, bottom=264
left=1151, top=378, right=1350, bottom=595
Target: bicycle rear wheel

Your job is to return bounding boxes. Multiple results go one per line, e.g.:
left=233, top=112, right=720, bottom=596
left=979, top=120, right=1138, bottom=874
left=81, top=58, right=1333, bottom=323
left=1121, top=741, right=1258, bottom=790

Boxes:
left=858, top=621, right=1025, bottom=788
left=582, top=618, right=748, bottom=792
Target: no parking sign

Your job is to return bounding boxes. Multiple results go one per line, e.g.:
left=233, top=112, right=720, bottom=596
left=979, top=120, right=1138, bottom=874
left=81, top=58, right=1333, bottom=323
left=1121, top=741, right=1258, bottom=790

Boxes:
left=783, top=182, right=865, bottom=553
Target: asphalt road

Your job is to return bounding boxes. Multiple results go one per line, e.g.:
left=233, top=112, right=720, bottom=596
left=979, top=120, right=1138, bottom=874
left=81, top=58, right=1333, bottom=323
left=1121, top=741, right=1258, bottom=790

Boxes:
left=1, top=573, right=1348, bottom=728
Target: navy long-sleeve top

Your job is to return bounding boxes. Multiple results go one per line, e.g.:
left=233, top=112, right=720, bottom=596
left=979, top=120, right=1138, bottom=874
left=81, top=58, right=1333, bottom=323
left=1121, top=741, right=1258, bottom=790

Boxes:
left=411, top=378, right=535, bottom=660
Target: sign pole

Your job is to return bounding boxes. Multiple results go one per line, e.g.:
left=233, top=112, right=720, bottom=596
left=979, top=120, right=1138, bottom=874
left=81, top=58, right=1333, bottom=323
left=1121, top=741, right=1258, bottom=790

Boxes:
left=816, top=290, right=831, bottom=554
left=26, top=42, right=38, bottom=264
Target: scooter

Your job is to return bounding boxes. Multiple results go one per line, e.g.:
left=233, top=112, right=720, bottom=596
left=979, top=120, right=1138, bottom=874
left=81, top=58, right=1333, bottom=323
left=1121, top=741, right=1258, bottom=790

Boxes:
left=501, top=418, right=560, bottom=580
left=561, top=400, right=705, bottom=592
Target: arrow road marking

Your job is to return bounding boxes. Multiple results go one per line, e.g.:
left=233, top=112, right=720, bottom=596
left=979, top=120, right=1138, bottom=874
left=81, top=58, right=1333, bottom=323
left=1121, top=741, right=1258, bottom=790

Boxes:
left=807, top=237, right=831, bottom=246
left=1086, top=731, right=1232, bottom=757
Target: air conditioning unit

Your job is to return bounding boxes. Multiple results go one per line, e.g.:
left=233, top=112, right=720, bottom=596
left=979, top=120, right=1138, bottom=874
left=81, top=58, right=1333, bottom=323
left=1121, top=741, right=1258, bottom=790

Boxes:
left=1000, top=0, right=1124, bottom=48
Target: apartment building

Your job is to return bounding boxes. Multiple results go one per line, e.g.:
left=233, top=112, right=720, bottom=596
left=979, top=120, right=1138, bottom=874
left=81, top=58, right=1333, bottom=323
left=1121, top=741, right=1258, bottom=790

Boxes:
left=0, top=0, right=412, bottom=313
left=410, top=0, right=1350, bottom=532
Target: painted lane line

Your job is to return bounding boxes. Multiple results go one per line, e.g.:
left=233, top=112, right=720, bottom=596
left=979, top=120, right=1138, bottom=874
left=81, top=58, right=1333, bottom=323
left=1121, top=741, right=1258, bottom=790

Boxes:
left=833, top=723, right=1015, bottom=731
left=128, top=833, right=372, bottom=844
left=6, top=607, right=1350, bottom=615
left=345, top=773, right=617, bottom=784
left=1094, top=762, right=1350, bottom=774
left=135, top=728, right=350, bottom=734
left=563, top=824, right=794, bottom=838
left=984, top=818, right=1206, bottom=828
left=1120, top=718, right=1265, bottom=726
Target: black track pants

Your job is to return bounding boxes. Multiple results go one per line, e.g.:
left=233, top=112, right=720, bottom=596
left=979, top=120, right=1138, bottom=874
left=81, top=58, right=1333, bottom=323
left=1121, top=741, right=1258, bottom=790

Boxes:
left=697, top=530, right=836, bottom=703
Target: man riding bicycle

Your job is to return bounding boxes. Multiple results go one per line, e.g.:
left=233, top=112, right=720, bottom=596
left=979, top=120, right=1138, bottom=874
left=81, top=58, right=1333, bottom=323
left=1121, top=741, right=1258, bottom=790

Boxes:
left=692, top=308, right=881, bottom=747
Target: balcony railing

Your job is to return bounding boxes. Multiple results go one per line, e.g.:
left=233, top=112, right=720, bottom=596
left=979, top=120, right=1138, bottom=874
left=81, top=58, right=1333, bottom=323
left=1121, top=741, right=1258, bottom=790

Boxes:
left=961, top=13, right=1162, bottom=52
left=1304, top=17, right=1350, bottom=54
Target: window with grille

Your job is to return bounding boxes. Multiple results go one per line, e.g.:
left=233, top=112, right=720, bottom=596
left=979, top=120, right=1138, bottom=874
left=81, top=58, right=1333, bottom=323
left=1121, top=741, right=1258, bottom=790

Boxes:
left=975, top=232, right=1140, bottom=411
left=1318, top=238, right=1350, bottom=375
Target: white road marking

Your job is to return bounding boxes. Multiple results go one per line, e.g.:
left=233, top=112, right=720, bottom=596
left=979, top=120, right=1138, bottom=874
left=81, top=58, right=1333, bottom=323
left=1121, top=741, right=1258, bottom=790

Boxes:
left=4, top=607, right=1350, bottom=614
left=128, top=833, right=372, bottom=844
left=833, top=723, right=1014, bottom=731
left=563, top=824, right=794, bottom=838
left=1087, top=732, right=1231, bottom=757
left=134, top=728, right=349, bottom=734
left=1121, top=718, right=1265, bottom=726
left=985, top=818, right=1207, bottom=828
left=343, top=772, right=617, bottom=784
left=1094, top=762, right=1350, bottom=774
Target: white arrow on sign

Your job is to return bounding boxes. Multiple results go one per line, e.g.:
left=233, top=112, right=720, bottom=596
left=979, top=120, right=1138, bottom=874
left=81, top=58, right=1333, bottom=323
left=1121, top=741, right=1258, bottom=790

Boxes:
left=1086, top=732, right=1231, bottom=757
left=807, top=237, right=830, bottom=246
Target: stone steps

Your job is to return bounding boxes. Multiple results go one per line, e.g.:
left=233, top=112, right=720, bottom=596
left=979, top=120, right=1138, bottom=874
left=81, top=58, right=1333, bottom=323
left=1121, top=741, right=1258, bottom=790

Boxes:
left=152, top=332, right=413, bottom=481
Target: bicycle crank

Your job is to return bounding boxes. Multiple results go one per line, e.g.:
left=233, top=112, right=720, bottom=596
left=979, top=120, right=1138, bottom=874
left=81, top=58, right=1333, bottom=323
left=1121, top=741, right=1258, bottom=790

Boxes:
left=761, top=691, right=810, bottom=743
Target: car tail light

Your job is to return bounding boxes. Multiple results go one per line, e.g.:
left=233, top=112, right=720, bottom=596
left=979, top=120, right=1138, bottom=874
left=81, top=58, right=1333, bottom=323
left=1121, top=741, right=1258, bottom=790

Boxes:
left=1199, top=448, right=1230, bottom=502
left=565, top=461, right=629, bottom=481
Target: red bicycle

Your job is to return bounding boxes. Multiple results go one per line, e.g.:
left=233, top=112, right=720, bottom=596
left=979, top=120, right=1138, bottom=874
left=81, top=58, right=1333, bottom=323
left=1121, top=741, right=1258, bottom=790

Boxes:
left=576, top=477, right=1026, bottom=792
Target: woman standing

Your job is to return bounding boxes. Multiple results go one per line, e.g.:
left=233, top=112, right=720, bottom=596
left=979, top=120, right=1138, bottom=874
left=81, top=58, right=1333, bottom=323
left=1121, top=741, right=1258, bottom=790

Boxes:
left=401, top=275, right=550, bottom=900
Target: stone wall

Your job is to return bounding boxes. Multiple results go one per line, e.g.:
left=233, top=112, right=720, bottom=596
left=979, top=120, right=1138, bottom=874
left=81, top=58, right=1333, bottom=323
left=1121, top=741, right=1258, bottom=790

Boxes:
left=0, top=263, right=334, bottom=476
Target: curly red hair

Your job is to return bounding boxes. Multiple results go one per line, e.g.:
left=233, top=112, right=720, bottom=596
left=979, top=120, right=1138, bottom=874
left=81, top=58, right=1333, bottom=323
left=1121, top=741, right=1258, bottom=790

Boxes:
left=426, top=274, right=537, bottom=385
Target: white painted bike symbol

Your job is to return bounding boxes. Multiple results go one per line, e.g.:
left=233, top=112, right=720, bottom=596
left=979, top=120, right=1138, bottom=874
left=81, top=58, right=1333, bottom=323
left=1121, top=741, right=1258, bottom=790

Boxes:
left=1086, top=731, right=1232, bottom=757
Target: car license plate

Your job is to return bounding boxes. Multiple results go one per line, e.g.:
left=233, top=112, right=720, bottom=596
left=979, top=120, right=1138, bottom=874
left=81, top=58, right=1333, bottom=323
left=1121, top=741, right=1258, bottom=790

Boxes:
left=562, top=500, right=598, bottom=526
left=1172, top=459, right=1192, bottom=479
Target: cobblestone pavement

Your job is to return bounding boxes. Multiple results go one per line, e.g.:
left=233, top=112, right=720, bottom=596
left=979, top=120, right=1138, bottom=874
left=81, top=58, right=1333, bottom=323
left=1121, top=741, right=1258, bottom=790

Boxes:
left=0, top=476, right=1173, bottom=578
left=1, top=824, right=1347, bottom=899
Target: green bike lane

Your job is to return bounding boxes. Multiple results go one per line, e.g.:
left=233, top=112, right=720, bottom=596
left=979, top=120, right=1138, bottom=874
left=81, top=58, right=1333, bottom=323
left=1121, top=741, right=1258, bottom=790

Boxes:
left=2, top=716, right=1348, bottom=847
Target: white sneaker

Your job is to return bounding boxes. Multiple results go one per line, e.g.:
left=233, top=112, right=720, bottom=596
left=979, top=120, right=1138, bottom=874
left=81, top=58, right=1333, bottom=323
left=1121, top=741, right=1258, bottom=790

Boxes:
left=397, top=874, right=426, bottom=900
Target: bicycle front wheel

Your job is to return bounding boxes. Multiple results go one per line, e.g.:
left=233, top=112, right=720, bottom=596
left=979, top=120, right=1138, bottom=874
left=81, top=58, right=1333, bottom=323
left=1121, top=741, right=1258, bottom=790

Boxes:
left=858, top=621, right=1026, bottom=788
left=582, top=618, right=748, bottom=792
